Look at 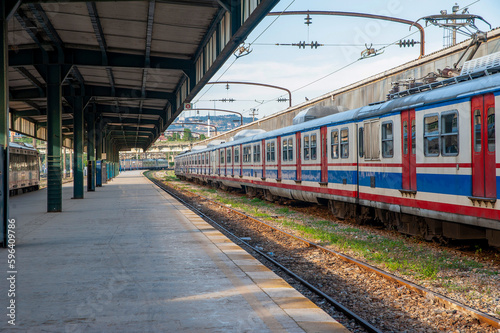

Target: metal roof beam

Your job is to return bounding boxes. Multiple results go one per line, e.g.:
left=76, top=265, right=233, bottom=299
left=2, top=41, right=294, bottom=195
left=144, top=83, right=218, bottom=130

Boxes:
left=216, top=0, right=230, bottom=12
left=86, top=2, right=116, bottom=96
left=6, top=0, right=22, bottom=20
left=14, top=8, right=45, bottom=51
left=94, top=104, right=166, bottom=117
left=102, top=118, right=158, bottom=126
left=37, top=119, right=74, bottom=127
left=28, top=4, right=63, bottom=54
left=9, top=48, right=193, bottom=71
left=107, top=127, right=155, bottom=136
left=10, top=85, right=175, bottom=100
left=12, top=109, right=42, bottom=117
left=15, top=67, right=44, bottom=92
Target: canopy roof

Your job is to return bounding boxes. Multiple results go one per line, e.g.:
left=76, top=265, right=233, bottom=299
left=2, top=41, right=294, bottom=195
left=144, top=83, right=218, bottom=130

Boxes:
left=6, top=0, right=279, bottom=150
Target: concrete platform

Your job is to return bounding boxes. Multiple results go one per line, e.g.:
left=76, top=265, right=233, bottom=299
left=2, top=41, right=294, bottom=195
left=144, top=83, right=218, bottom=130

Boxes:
left=1, top=171, right=348, bottom=332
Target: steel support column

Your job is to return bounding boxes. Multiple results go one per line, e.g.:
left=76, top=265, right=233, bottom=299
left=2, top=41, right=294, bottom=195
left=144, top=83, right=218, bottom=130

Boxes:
left=72, top=96, right=84, bottom=199
left=86, top=112, right=95, bottom=191
left=47, top=65, right=62, bottom=212
left=0, top=2, right=9, bottom=246
left=95, top=122, right=102, bottom=187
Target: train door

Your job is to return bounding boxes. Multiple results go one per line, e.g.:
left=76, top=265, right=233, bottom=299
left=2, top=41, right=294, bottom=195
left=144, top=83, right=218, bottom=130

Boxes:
left=277, top=136, right=282, bottom=180
left=239, top=144, right=243, bottom=177
left=262, top=139, right=266, bottom=179
left=231, top=147, right=234, bottom=177
left=296, top=132, right=301, bottom=181
left=471, top=94, right=496, bottom=198
left=401, top=109, right=416, bottom=191
left=320, top=126, right=328, bottom=183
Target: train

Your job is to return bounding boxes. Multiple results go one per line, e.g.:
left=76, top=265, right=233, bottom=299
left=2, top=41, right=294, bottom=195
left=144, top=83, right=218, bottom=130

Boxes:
left=120, top=158, right=169, bottom=171
left=175, top=56, right=500, bottom=247
left=9, top=142, right=40, bottom=195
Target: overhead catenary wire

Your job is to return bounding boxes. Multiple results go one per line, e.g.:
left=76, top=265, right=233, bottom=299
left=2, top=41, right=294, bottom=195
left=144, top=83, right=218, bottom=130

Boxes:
left=192, top=0, right=296, bottom=105
left=199, top=1, right=484, bottom=118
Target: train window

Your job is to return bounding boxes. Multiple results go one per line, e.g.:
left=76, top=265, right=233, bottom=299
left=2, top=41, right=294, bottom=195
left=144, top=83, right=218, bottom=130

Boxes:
left=487, top=107, right=495, bottom=152
left=227, top=149, right=232, bottom=163
left=331, top=130, right=339, bottom=159
left=270, top=142, right=275, bottom=162
left=411, top=119, right=416, bottom=155
left=310, top=134, right=317, bottom=160
left=381, top=121, right=394, bottom=158
left=403, top=121, right=408, bottom=154
left=424, top=115, right=440, bottom=156
left=363, top=121, right=380, bottom=160
left=266, top=142, right=275, bottom=162
left=340, top=128, right=349, bottom=158
left=282, top=139, right=288, bottom=161
left=202, top=154, right=205, bottom=164
left=303, top=135, right=310, bottom=160
left=358, top=127, right=364, bottom=158
left=243, top=146, right=251, bottom=162
left=474, top=109, right=481, bottom=152
left=220, top=150, right=225, bottom=164
left=234, top=147, right=240, bottom=163
left=288, top=138, right=293, bottom=161
left=253, top=144, right=261, bottom=162
left=441, top=111, right=459, bottom=156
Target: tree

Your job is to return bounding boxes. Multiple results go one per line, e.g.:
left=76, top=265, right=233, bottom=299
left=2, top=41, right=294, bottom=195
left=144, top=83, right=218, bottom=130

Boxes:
left=182, top=128, right=193, bottom=141
left=199, top=134, right=206, bottom=140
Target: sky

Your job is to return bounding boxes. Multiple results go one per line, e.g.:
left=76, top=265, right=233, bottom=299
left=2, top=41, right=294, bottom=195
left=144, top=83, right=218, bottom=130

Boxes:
left=184, top=0, right=500, bottom=122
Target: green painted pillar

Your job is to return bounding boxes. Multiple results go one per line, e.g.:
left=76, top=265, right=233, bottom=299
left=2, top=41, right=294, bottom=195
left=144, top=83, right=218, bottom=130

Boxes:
left=0, top=2, right=9, bottom=246
left=96, top=123, right=102, bottom=187
left=47, top=65, right=62, bottom=212
left=86, top=112, right=95, bottom=191
left=72, top=96, right=84, bottom=199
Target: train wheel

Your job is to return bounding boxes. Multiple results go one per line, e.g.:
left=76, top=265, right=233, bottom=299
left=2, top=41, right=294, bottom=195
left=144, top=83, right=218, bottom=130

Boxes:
left=328, top=200, right=356, bottom=220
left=263, top=190, right=278, bottom=203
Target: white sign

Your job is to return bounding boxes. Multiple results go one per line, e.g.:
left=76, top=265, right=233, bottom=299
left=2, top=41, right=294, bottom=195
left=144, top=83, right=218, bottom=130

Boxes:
left=183, top=103, right=192, bottom=110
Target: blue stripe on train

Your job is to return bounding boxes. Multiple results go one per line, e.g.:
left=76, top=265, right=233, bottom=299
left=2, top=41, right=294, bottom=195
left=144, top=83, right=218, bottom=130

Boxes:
left=359, top=171, right=402, bottom=189
left=266, top=169, right=278, bottom=179
left=282, top=169, right=296, bottom=180
left=359, top=171, right=474, bottom=197
left=328, top=170, right=357, bottom=185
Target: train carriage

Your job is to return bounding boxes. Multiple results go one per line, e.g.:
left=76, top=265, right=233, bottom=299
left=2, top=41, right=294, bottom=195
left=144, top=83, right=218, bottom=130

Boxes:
left=176, top=59, right=500, bottom=247
left=9, top=142, right=40, bottom=195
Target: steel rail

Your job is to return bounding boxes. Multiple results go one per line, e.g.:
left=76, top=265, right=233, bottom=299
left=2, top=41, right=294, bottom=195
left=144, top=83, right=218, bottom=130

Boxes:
left=149, top=171, right=500, bottom=330
left=146, top=172, right=382, bottom=333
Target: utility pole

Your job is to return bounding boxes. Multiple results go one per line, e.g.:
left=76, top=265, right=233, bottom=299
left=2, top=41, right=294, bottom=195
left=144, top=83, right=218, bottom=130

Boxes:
left=250, top=108, right=259, bottom=122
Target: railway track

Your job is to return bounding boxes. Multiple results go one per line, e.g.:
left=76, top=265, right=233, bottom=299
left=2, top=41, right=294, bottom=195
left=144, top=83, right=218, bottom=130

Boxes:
left=147, top=171, right=500, bottom=332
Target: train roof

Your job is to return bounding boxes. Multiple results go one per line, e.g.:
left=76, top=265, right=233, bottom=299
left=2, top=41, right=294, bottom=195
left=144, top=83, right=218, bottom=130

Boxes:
left=9, top=142, right=38, bottom=152
left=180, top=69, right=500, bottom=157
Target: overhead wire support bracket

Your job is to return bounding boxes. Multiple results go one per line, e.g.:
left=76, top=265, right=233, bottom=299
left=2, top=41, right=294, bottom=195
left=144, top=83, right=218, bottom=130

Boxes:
left=268, top=10, right=426, bottom=58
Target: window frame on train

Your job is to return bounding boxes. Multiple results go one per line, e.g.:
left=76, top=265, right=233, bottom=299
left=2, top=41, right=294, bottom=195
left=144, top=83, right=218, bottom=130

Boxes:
left=340, top=127, right=349, bottom=159
left=441, top=110, right=459, bottom=156
left=331, top=129, right=339, bottom=159
left=381, top=121, right=394, bottom=158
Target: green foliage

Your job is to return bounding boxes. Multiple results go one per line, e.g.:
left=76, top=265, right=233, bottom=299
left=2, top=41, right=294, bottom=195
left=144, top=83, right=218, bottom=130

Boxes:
left=182, top=128, right=193, bottom=141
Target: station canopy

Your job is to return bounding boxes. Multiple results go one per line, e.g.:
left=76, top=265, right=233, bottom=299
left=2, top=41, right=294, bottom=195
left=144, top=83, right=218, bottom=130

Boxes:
left=6, top=0, right=279, bottom=150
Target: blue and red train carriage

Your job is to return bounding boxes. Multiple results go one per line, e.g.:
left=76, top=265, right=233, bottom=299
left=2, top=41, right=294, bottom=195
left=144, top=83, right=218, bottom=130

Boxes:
left=176, top=65, right=500, bottom=247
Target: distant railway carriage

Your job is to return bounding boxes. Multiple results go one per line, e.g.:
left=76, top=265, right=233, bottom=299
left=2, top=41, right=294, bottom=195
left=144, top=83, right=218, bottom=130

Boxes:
left=176, top=61, right=500, bottom=247
left=121, top=158, right=169, bottom=170
left=9, top=142, right=40, bottom=195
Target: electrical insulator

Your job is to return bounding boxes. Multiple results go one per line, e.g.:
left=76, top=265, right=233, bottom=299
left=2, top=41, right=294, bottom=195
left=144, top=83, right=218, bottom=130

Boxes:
left=298, top=41, right=306, bottom=49
left=311, top=41, right=319, bottom=49
left=304, top=14, right=312, bottom=26
left=398, top=39, right=418, bottom=47
left=277, top=98, right=289, bottom=103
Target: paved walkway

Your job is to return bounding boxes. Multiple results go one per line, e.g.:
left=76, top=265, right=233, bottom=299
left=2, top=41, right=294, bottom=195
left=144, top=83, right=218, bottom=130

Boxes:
left=1, top=171, right=348, bottom=332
